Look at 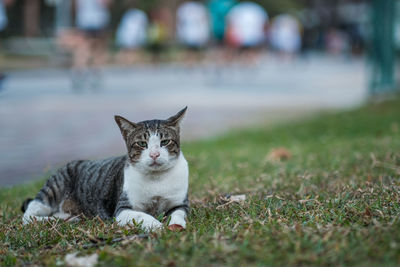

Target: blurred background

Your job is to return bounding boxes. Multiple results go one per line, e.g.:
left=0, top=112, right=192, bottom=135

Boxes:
left=0, top=0, right=399, bottom=186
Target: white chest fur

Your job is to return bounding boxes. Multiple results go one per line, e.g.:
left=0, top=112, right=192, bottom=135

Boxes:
left=123, top=153, right=189, bottom=212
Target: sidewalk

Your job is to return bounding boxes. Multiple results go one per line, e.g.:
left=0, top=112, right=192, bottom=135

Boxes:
left=0, top=55, right=367, bottom=186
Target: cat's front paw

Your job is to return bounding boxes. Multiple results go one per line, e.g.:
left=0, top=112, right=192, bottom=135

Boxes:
left=168, top=211, right=187, bottom=229
left=117, top=210, right=163, bottom=232
left=140, top=217, right=163, bottom=232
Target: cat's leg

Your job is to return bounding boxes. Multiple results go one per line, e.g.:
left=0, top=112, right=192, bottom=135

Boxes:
left=167, top=197, right=189, bottom=230
left=23, top=200, right=53, bottom=224
left=23, top=202, right=79, bottom=224
left=168, top=209, right=187, bottom=229
left=116, top=209, right=163, bottom=231
left=52, top=199, right=80, bottom=222
left=23, top=169, right=70, bottom=224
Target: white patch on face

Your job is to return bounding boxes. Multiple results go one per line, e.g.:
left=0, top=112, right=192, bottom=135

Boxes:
left=137, top=133, right=177, bottom=172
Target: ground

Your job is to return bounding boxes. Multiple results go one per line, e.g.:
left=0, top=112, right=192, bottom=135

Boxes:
left=1, top=98, right=400, bottom=266
left=0, top=55, right=365, bottom=186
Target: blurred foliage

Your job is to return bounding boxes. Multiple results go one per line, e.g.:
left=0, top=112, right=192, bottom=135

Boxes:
left=120, top=0, right=166, bottom=12
left=117, top=0, right=304, bottom=15
left=116, top=0, right=177, bottom=12
left=247, top=0, right=304, bottom=16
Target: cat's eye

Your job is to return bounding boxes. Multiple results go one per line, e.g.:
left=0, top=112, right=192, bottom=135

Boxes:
left=136, top=141, right=147, bottom=148
left=160, top=140, right=171, bottom=147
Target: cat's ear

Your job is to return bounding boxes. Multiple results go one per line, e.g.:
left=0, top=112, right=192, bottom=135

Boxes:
left=166, top=107, right=187, bottom=127
left=114, top=115, right=137, bottom=140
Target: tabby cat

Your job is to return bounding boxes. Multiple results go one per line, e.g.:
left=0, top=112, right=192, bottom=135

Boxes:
left=21, top=107, right=189, bottom=231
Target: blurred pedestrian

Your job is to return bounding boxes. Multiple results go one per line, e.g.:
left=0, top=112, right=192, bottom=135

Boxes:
left=207, top=0, right=236, bottom=43
left=147, top=7, right=173, bottom=62
left=116, top=8, right=148, bottom=64
left=225, top=1, right=268, bottom=64
left=0, top=0, right=9, bottom=32
left=176, top=1, right=210, bottom=62
left=225, top=1, right=268, bottom=48
left=325, top=28, right=350, bottom=55
left=177, top=1, right=210, bottom=49
left=269, top=14, right=302, bottom=58
left=0, top=0, right=14, bottom=91
left=72, top=0, right=112, bottom=91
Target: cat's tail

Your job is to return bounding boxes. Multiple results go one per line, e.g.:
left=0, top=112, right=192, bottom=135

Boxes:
left=21, top=198, right=33, bottom=213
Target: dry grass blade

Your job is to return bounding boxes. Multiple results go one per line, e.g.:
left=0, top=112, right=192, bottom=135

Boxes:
left=371, top=153, right=400, bottom=173
left=81, top=234, right=149, bottom=249
left=216, top=194, right=246, bottom=209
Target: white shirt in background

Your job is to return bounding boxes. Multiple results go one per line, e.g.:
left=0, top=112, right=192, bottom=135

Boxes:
left=270, top=14, right=301, bottom=53
left=76, top=0, right=110, bottom=30
left=176, top=1, right=210, bottom=47
left=116, top=9, right=148, bottom=49
left=227, top=2, right=268, bottom=47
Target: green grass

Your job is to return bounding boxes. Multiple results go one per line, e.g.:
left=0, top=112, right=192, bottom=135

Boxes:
left=1, top=99, right=400, bottom=266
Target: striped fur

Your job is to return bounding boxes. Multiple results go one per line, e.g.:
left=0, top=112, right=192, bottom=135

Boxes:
left=22, top=108, right=189, bottom=231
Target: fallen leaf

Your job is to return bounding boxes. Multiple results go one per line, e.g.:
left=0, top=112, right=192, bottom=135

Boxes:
left=267, top=147, right=292, bottom=161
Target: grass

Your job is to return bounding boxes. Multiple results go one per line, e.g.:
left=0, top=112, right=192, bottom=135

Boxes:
left=1, top=99, right=400, bottom=266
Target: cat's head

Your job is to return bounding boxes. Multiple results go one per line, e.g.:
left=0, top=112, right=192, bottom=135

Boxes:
left=114, top=107, right=187, bottom=173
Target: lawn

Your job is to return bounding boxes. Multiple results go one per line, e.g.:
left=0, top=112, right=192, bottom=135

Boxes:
left=1, top=99, right=400, bottom=266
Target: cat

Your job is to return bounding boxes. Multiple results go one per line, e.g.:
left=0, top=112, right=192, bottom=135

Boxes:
left=21, top=107, right=189, bottom=232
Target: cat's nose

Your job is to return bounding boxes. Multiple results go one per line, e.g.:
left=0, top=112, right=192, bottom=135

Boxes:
left=150, top=151, right=160, bottom=160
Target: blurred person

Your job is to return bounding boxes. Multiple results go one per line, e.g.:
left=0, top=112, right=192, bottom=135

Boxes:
left=177, top=1, right=210, bottom=48
left=115, top=8, right=148, bottom=64
left=0, top=0, right=14, bottom=91
left=336, top=2, right=369, bottom=55
left=346, top=24, right=365, bottom=55
left=207, top=0, right=236, bottom=43
left=57, top=28, right=85, bottom=53
left=0, top=0, right=9, bottom=34
left=325, top=28, right=350, bottom=55
left=176, top=1, right=210, bottom=62
left=72, top=0, right=112, bottom=91
left=147, top=7, right=173, bottom=62
left=225, top=1, right=268, bottom=48
left=224, top=1, right=268, bottom=64
left=269, top=14, right=302, bottom=58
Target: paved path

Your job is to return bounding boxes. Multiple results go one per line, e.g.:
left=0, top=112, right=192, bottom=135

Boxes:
left=0, top=55, right=367, bottom=186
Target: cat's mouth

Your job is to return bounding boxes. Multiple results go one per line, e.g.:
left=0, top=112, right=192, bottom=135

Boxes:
left=149, top=161, right=162, bottom=167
